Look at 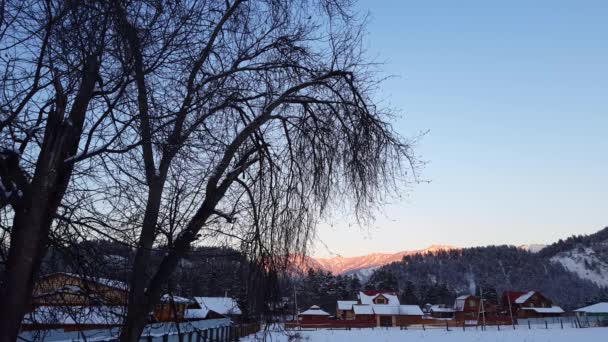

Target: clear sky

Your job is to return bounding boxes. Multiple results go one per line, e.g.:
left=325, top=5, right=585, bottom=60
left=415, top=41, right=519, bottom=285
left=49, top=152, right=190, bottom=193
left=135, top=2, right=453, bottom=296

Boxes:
left=313, top=0, right=608, bottom=257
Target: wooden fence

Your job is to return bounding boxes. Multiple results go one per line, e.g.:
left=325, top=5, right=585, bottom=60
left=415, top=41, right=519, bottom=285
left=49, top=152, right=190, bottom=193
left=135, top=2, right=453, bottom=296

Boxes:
left=140, top=323, right=260, bottom=342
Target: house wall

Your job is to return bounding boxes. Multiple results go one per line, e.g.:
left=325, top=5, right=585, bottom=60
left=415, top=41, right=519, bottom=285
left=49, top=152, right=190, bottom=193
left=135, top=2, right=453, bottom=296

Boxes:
left=336, top=309, right=356, bottom=320
left=301, top=315, right=329, bottom=321
left=396, top=315, right=423, bottom=326
left=153, top=303, right=188, bottom=322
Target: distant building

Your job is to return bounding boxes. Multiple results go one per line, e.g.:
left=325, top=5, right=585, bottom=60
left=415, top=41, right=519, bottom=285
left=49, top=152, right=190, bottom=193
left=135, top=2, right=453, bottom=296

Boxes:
left=335, top=291, right=423, bottom=327
left=153, top=294, right=193, bottom=322
left=299, top=305, right=331, bottom=322
left=502, top=291, right=564, bottom=319
left=574, top=302, right=608, bottom=320
left=453, top=295, right=481, bottom=322
left=32, top=272, right=127, bottom=307
left=186, top=296, right=242, bottom=321
left=429, top=304, right=455, bottom=319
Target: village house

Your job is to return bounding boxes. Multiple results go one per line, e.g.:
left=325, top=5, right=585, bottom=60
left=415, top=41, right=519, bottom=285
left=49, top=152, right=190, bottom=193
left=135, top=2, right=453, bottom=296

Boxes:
left=186, top=296, right=242, bottom=321
left=298, top=305, right=331, bottom=322
left=25, top=272, right=214, bottom=331
left=153, top=294, right=193, bottom=322
left=574, top=302, right=608, bottom=321
left=428, top=304, right=455, bottom=319
left=453, top=295, right=481, bottom=322
left=336, top=291, right=423, bottom=327
left=32, top=272, right=128, bottom=307
left=502, top=291, right=564, bottom=319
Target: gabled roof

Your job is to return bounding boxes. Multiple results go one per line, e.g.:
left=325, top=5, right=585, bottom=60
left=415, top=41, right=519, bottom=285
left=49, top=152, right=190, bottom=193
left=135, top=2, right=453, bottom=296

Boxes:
left=574, top=302, right=608, bottom=314
left=337, top=300, right=358, bottom=311
left=161, top=294, right=193, bottom=304
left=299, top=305, right=330, bottom=316
left=351, top=304, right=423, bottom=316
left=358, top=291, right=400, bottom=306
left=193, top=297, right=242, bottom=316
left=502, top=291, right=529, bottom=304
left=515, top=291, right=536, bottom=304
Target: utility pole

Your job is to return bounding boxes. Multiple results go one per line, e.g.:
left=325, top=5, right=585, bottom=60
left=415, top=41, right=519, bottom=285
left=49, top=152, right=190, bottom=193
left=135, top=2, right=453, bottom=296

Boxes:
left=479, top=286, right=486, bottom=327
left=507, top=293, right=515, bottom=327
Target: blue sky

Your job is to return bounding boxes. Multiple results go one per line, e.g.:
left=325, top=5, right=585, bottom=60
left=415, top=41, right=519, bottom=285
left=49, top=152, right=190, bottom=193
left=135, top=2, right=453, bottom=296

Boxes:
left=313, top=0, right=608, bottom=257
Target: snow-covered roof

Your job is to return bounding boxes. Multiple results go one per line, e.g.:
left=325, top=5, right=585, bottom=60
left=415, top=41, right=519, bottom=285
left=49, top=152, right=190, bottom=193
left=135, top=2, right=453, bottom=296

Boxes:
left=574, top=302, right=608, bottom=314
left=23, top=306, right=124, bottom=326
left=193, top=297, right=241, bottom=316
left=358, top=291, right=400, bottom=306
left=299, top=305, right=330, bottom=316
left=161, top=294, right=193, bottom=304
left=430, top=305, right=455, bottom=313
left=44, top=272, right=128, bottom=291
left=184, top=308, right=209, bottom=320
left=399, top=305, right=423, bottom=316
left=456, top=295, right=471, bottom=300
left=353, top=305, right=374, bottom=315
left=372, top=305, right=399, bottom=315
left=515, top=291, right=536, bottom=304
left=337, top=300, right=358, bottom=311
left=352, top=304, right=423, bottom=316
left=521, top=306, right=564, bottom=314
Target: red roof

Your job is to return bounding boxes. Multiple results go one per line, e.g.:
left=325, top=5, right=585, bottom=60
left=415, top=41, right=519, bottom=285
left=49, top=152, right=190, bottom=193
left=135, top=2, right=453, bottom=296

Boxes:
left=502, top=291, right=527, bottom=304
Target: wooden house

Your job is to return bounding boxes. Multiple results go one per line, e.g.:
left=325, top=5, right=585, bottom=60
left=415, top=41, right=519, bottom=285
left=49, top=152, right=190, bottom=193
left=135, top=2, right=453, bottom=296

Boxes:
left=502, top=291, right=564, bottom=319
left=429, top=304, right=455, bottom=319
left=152, top=294, right=192, bottom=322
left=299, top=305, right=330, bottom=322
left=453, top=295, right=481, bottom=322
left=574, top=302, right=608, bottom=320
left=185, top=296, right=242, bottom=321
left=32, top=272, right=127, bottom=307
left=335, top=291, right=423, bottom=327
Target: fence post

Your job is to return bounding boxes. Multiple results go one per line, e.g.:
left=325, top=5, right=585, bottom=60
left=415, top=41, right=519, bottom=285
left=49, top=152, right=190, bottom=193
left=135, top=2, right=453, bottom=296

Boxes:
left=462, top=321, right=465, bottom=331
left=545, top=321, right=548, bottom=329
left=446, top=320, right=449, bottom=331
left=148, top=335, right=153, bottom=342
left=197, top=331, right=201, bottom=342
left=422, top=323, right=425, bottom=331
left=497, top=322, right=500, bottom=331
left=163, top=334, right=169, bottom=342
left=560, top=319, right=563, bottom=329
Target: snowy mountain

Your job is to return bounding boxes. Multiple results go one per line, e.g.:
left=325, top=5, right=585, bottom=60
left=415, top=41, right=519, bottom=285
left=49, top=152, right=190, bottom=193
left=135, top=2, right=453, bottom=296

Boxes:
left=312, top=245, right=456, bottom=276
left=518, top=244, right=547, bottom=253
left=538, top=227, right=608, bottom=287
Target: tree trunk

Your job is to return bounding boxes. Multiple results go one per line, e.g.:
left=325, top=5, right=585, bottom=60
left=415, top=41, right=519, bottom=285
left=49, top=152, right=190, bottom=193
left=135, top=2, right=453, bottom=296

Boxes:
left=0, top=56, right=99, bottom=342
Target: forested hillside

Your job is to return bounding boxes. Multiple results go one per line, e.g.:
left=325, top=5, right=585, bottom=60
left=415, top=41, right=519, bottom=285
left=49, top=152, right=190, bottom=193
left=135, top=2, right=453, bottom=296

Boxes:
left=367, top=245, right=608, bottom=310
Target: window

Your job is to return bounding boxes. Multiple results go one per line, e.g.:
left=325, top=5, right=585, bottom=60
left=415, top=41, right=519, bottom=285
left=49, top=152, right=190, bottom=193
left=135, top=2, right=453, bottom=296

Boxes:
left=375, top=297, right=386, bottom=304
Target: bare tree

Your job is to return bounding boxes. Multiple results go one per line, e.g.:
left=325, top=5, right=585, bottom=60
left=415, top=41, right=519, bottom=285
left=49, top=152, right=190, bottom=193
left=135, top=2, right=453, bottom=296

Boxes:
left=0, top=1, right=133, bottom=340
left=105, top=0, right=419, bottom=340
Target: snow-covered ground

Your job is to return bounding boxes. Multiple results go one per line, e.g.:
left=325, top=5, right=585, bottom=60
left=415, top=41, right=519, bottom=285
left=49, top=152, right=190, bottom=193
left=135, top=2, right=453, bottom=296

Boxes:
left=242, top=326, right=608, bottom=342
